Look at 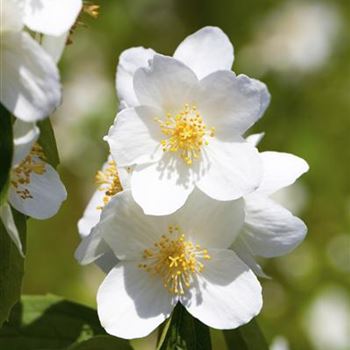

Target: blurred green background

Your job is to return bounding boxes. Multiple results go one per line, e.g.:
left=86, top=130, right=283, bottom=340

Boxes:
left=23, top=1, right=350, bottom=349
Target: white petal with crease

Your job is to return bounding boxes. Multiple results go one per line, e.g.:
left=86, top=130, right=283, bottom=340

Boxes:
left=242, top=194, right=307, bottom=257
left=196, top=139, right=262, bottom=201
left=116, top=47, right=155, bottom=108
left=183, top=249, right=262, bottom=329
left=9, top=161, right=66, bottom=219
left=97, top=262, right=175, bottom=339
left=1, top=32, right=60, bottom=122
left=257, top=152, right=309, bottom=195
left=24, top=0, right=82, bottom=36
left=174, top=26, right=234, bottom=79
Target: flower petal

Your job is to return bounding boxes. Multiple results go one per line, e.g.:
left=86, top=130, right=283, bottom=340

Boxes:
left=174, top=26, right=234, bottom=79
left=106, top=106, right=164, bottom=167
left=197, top=72, right=270, bottom=137
left=9, top=161, right=67, bottom=219
left=231, top=236, right=268, bottom=278
left=257, top=152, right=309, bottom=195
left=97, top=261, right=175, bottom=339
left=0, top=203, right=23, bottom=256
left=77, top=189, right=105, bottom=238
left=1, top=0, right=24, bottom=33
left=24, top=0, right=82, bottom=36
left=94, top=190, right=167, bottom=260
left=75, top=228, right=112, bottom=266
left=12, top=120, right=40, bottom=166
left=242, top=194, right=307, bottom=257
left=116, top=47, right=155, bottom=108
left=173, top=188, right=245, bottom=250
left=42, top=32, right=69, bottom=63
left=196, top=139, right=262, bottom=201
left=131, top=158, right=195, bottom=215
left=246, top=133, right=265, bottom=147
left=95, top=250, right=119, bottom=274
left=1, top=32, right=60, bottom=122
left=133, top=55, right=198, bottom=112
left=76, top=187, right=119, bottom=271
left=183, top=249, right=262, bottom=329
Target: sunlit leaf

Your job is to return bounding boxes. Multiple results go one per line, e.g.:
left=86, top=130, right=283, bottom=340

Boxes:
left=0, top=210, right=26, bottom=327
left=223, top=318, right=269, bottom=350
left=0, top=294, right=132, bottom=350
left=37, top=118, right=60, bottom=168
left=67, top=335, right=133, bottom=350
left=158, top=304, right=212, bottom=350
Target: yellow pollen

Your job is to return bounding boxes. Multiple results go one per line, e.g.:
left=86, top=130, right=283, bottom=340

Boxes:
left=139, top=225, right=211, bottom=295
left=95, top=160, right=123, bottom=209
left=67, top=2, right=100, bottom=45
left=83, top=2, right=100, bottom=18
left=155, top=104, right=215, bottom=165
left=11, top=144, right=46, bottom=200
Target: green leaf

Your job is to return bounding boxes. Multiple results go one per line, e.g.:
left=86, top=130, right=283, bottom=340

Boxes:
left=0, top=294, right=131, bottom=350
left=158, top=304, right=212, bottom=350
left=0, top=210, right=26, bottom=327
left=0, top=104, right=13, bottom=205
left=223, top=318, right=269, bottom=350
left=37, top=118, right=60, bottom=168
left=67, top=335, right=133, bottom=350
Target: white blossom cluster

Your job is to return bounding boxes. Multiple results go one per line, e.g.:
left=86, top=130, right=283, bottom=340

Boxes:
left=76, top=27, right=309, bottom=339
left=0, top=0, right=82, bottom=255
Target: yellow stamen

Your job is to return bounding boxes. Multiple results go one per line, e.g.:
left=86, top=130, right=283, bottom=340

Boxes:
left=95, top=160, right=123, bottom=209
left=155, top=104, right=215, bottom=165
left=139, top=225, right=211, bottom=295
left=83, top=2, right=100, bottom=18
left=11, top=144, right=46, bottom=200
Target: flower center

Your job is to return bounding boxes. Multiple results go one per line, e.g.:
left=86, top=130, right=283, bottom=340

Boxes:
left=95, top=160, right=123, bottom=209
left=155, top=104, right=215, bottom=165
left=139, top=225, right=211, bottom=295
left=11, top=144, right=46, bottom=200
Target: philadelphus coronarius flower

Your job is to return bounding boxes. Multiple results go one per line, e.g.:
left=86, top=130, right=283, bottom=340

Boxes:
left=75, top=26, right=309, bottom=341
left=0, top=0, right=82, bottom=122
left=0, top=120, right=67, bottom=255
left=92, top=189, right=262, bottom=339
left=106, top=26, right=270, bottom=215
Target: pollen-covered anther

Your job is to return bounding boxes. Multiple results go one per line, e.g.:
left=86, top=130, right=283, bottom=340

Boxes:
left=139, top=225, right=211, bottom=295
left=11, top=144, right=46, bottom=200
left=155, top=104, right=215, bottom=165
left=95, top=160, right=123, bottom=209
left=83, top=2, right=100, bottom=18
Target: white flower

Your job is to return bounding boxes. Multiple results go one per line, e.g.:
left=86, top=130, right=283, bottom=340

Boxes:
left=0, top=120, right=67, bottom=255
left=75, top=157, right=130, bottom=271
left=93, top=189, right=262, bottom=339
left=0, top=0, right=82, bottom=121
left=106, top=27, right=270, bottom=215
left=233, top=134, right=309, bottom=276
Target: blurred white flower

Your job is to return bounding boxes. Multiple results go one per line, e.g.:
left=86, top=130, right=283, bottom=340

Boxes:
left=0, top=0, right=82, bottom=121
left=304, top=286, right=350, bottom=350
left=326, top=234, right=350, bottom=274
left=233, top=134, right=309, bottom=276
left=270, top=336, right=289, bottom=350
left=107, top=27, right=270, bottom=215
left=240, top=2, right=341, bottom=75
left=94, top=189, right=262, bottom=339
left=0, top=120, right=66, bottom=255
